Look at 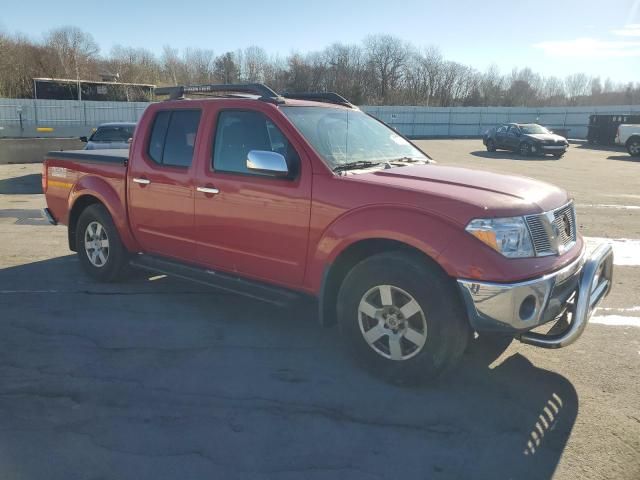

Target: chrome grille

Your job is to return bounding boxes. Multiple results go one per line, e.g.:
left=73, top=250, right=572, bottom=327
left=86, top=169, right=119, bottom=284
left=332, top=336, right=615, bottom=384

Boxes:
left=525, top=215, right=552, bottom=254
left=553, top=203, right=576, bottom=248
left=525, top=202, right=577, bottom=256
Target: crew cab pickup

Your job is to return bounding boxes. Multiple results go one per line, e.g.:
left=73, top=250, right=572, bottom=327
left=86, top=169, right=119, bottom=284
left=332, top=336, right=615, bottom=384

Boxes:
left=42, top=83, right=614, bottom=383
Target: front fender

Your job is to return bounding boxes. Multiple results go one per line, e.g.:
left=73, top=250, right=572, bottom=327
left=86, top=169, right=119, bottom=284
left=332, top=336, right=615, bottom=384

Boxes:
left=306, top=205, right=464, bottom=292
left=69, top=175, right=139, bottom=252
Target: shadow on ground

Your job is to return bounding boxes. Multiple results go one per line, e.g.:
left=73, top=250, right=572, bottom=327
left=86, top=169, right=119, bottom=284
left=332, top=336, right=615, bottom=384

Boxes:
left=573, top=143, right=626, bottom=153
left=0, top=207, right=48, bottom=225
left=0, top=256, right=578, bottom=480
left=607, top=154, right=639, bottom=162
left=470, top=150, right=557, bottom=161
left=0, top=173, right=42, bottom=194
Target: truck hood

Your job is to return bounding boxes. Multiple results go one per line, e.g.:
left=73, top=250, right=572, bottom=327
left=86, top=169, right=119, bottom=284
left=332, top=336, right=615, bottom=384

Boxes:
left=351, top=164, right=569, bottom=221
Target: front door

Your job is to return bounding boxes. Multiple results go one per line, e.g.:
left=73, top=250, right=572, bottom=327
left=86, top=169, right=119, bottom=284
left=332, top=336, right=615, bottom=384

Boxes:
left=193, top=106, right=312, bottom=287
left=506, top=125, right=521, bottom=150
left=128, top=108, right=202, bottom=262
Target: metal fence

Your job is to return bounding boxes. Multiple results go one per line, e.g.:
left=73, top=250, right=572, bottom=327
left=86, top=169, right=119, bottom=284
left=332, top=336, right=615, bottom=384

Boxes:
left=363, top=105, right=640, bottom=139
left=1, top=98, right=639, bottom=139
left=0, top=98, right=149, bottom=138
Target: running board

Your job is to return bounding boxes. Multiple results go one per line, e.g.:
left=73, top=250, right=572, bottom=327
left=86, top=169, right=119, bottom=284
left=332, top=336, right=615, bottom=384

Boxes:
left=130, top=254, right=303, bottom=306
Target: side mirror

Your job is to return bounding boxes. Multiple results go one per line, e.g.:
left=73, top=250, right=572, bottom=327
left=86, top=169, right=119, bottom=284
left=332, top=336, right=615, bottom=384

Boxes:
left=127, top=137, right=133, bottom=144
left=79, top=136, right=88, bottom=143
left=247, top=150, right=288, bottom=177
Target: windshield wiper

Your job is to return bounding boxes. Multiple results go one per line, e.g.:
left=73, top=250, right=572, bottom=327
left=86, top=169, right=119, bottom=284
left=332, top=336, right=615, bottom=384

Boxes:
left=333, top=161, right=384, bottom=172
left=388, top=156, right=427, bottom=163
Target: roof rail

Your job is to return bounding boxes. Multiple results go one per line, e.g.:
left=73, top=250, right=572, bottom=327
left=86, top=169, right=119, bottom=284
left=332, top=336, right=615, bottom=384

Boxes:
left=282, top=92, right=355, bottom=108
left=154, top=83, right=284, bottom=103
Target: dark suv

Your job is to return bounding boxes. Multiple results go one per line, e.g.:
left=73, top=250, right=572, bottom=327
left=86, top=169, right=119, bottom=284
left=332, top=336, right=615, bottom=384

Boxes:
left=483, top=123, right=569, bottom=158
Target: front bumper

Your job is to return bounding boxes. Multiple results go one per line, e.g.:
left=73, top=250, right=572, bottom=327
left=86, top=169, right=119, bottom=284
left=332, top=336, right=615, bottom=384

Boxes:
left=532, top=144, right=568, bottom=154
left=457, top=243, right=614, bottom=349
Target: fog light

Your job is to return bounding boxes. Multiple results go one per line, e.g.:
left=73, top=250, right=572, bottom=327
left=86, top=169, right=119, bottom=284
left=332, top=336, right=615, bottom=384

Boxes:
left=519, top=295, right=537, bottom=321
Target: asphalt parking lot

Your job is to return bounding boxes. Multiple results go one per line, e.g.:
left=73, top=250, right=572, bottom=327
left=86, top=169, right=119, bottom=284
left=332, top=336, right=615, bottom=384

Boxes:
left=0, top=139, right=638, bottom=479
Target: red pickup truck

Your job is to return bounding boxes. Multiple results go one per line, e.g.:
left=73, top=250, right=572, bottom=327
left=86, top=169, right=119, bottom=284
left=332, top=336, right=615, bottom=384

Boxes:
left=42, top=83, right=614, bottom=383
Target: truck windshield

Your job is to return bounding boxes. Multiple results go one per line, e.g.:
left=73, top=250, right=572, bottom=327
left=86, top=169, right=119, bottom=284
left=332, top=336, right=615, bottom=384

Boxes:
left=281, top=107, right=427, bottom=169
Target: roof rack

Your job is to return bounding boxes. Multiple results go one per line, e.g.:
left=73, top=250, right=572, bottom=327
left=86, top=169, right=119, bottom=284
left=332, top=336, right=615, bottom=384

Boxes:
left=282, top=92, right=354, bottom=108
left=154, top=83, right=284, bottom=104
left=154, top=83, right=356, bottom=108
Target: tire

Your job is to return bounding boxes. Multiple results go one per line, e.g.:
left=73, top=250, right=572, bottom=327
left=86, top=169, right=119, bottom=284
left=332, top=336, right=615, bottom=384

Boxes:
left=75, top=204, right=128, bottom=282
left=465, top=331, right=513, bottom=365
left=337, top=251, right=470, bottom=384
left=627, top=138, right=640, bottom=157
left=486, top=139, right=496, bottom=152
left=552, top=153, right=564, bottom=159
left=519, top=142, right=531, bottom=157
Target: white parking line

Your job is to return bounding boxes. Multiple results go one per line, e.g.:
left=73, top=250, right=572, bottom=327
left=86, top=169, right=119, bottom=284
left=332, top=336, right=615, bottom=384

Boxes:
left=577, top=204, right=640, bottom=210
left=598, top=306, right=640, bottom=313
left=584, top=237, right=640, bottom=266
left=590, top=315, right=640, bottom=327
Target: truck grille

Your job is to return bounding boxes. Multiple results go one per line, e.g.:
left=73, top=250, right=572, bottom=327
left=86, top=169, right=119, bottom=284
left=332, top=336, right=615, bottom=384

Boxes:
left=525, top=202, right=577, bottom=256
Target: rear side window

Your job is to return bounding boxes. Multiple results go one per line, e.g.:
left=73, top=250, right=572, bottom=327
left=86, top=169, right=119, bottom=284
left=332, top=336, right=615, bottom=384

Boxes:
left=147, top=110, right=201, bottom=167
left=212, top=110, right=298, bottom=176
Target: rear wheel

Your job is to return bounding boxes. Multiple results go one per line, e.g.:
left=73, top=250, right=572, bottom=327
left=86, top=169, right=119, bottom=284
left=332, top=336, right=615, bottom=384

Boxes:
left=486, top=139, right=496, bottom=152
left=627, top=138, right=640, bottom=157
left=337, top=251, right=469, bottom=384
left=76, top=204, right=128, bottom=282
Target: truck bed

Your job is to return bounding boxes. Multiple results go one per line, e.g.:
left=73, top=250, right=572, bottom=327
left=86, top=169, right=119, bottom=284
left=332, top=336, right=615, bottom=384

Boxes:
left=43, top=149, right=130, bottom=227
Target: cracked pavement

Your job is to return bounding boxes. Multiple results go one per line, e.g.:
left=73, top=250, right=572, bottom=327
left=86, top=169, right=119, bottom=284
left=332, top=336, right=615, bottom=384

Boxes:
left=1, top=142, right=639, bottom=479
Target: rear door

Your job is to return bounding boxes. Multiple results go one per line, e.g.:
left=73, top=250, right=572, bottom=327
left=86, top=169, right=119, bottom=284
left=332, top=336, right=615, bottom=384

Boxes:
left=128, top=107, right=202, bottom=262
left=193, top=104, right=312, bottom=287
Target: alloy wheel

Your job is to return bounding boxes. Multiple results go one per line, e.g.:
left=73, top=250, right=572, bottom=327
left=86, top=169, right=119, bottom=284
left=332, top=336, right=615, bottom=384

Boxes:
left=358, top=284, right=428, bottom=361
left=84, top=221, right=110, bottom=267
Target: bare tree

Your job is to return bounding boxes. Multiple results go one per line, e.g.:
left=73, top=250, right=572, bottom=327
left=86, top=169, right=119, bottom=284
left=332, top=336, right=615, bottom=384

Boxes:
left=44, top=26, right=99, bottom=82
left=364, top=34, right=409, bottom=101
left=565, top=73, right=590, bottom=104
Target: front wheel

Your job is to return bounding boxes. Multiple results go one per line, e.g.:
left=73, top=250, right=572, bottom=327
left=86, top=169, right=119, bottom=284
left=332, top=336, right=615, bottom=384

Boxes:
left=627, top=139, right=640, bottom=157
left=337, top=251, right=470, bottom=384
left=552, top=153, right=564, bottom=159
left=486, top=139, right=496, bottom=152
left=76, top=204, right=128, bottom=282
left=519, top=142, right=532, bottom=157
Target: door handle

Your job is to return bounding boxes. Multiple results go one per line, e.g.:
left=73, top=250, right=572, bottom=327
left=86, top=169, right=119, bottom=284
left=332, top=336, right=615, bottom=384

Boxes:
left=132, top=177, right=151, bottom=185
left=197, top=186, right=220, bottom=195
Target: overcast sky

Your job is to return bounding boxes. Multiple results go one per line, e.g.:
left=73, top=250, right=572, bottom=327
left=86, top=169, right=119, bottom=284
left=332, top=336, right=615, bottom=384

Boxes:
left=2, top=0, right=639, bottom=82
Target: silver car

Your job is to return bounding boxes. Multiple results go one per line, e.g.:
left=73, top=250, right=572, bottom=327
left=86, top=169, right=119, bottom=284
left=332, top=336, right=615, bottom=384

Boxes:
left=80, top=122, right=136, bottom=150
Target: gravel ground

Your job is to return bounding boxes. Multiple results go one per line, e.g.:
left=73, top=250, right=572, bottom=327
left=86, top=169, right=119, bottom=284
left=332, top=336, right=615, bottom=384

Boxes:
left=0, top=141, right=638, bottom=480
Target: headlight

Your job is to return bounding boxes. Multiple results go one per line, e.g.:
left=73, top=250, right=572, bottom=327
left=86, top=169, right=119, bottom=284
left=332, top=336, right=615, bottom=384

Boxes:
left=465, top=217, right=534, bottom=258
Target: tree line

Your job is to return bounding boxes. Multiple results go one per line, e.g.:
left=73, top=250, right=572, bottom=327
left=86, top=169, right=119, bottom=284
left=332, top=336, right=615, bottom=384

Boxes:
left=1, top=26, right=638, bottom=106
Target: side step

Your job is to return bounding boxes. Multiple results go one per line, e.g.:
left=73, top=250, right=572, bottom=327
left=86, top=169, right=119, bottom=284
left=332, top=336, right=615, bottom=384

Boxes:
left=130, top=254, right=304, bottom=306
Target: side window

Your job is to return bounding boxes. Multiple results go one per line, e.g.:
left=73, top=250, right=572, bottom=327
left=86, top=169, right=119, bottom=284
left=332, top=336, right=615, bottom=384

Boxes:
left=213, top=110, right=299, bottom=177
left=508, top=126, right=519, bottom=135
left=146, top=110, right=201, bottom=167
left=497, top=126, right=507, bottom=134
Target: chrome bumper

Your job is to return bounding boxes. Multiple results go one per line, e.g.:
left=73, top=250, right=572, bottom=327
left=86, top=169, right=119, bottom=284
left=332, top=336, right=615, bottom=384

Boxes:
left=41, top=208, right=57, bottom=225
left=457, top=243, right=614, bottom=349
